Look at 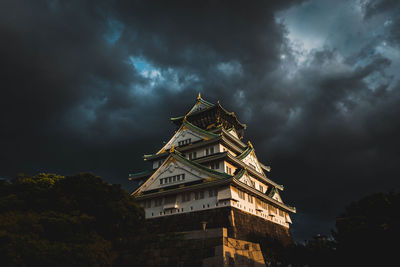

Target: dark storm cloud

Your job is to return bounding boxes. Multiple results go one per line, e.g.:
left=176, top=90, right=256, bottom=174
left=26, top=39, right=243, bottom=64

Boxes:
left=362, top=0, right=400, bottom=45
left=0, top=0, right=303, bottom=182
left=1, top=0, right=400, bottom=241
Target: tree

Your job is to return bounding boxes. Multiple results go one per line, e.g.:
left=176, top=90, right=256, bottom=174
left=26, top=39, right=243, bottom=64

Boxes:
left=334, top=192, right=400, bottom=266
left=0, top=173, right=145, bottom=266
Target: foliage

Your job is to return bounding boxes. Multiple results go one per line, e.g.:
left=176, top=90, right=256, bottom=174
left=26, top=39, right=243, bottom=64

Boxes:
left=0, top=173, right=145, bottom=267
left=333, top=192, right=400, bottom=266
left=271, top=192, right=400, bottom=267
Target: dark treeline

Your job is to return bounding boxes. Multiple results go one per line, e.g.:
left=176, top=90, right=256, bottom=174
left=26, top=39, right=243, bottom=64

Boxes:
left=277, top=191, right=400, bottom=267
left=0, top=173, right=398, bottom=266
left=0, top=173, right=148, bottom=266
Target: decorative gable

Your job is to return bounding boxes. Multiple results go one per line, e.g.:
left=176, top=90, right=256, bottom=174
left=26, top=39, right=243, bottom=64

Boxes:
left=228, top=128, right=240, bottom=139
left=242, top=152, right=263, bottom=174
left=133, top=153, right=231, bottom=195
left=156, top=126, right=204, bottom=155
left=188, top=101, right=210, bottom=114
left=238, top=172, right=254, bottom=187
left=272, top=190, right=283, bottom=202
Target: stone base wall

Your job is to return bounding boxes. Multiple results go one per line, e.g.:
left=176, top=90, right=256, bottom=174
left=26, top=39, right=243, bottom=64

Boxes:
left=146, top=207, right=293, bottom=247
left=231, top=208, right=293, bottom=247
left=118, top=228, right=266, bottom=267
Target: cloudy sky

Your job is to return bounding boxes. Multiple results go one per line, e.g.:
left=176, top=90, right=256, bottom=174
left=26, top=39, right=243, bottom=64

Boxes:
left=1, top=0, right=400, bottom=241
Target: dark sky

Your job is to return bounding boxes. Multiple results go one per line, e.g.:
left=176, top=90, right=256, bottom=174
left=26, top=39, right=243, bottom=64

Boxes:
left=1, top=0, right=400, bottom=241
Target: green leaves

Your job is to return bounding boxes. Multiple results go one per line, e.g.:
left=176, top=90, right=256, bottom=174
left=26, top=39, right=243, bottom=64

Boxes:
left=0, top=172, right=145, bottom=266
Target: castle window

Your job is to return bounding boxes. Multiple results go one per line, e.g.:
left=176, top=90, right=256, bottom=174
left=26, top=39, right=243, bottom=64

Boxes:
left=188, top=152, right=197, bottom=160
left=205, top=146, right=214, bottom=156
left=208, top=189, right=218, bottom=197
left=279, top=209, right=284, bottom=217
left=259, top=185, right=263, bottom=193
left=178, top=138, right=191, bottom=146
left=182, top=192, right=191, bottom=202
left=238, top=190, right=246, bottom=200
left=195, top=191, right=204, bottom=200
left=210, top=162, right=219, bottom=170
left=155, top=198, right=163, bottom=207
left=177, top=174, right=185, bottom=181
left=269, top=205, right=277, bottom=214
left=248, top=195, right=254, bottom=204
left=161, top=174, right=185, bottom=185
left=226, top=166, right=232, bottom=175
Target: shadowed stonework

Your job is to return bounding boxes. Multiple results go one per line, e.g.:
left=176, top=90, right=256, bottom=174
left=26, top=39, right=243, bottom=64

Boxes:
left=119, top=228, right=266, bottom=267
left=140, top=206, right=293, bottom=265
left=147, top=207, right=292, bottom=246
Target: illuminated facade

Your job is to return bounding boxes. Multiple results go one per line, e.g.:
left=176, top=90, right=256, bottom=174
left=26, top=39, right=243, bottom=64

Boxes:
left=130, top=94, right=295, bottom=228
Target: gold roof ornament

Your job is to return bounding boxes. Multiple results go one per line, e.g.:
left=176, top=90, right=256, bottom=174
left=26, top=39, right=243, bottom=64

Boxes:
left=197, top=92, right=201, bottom=100
left=183, top=115, right=188, bottom=122
left=169, top=144, right=175, bottom=153
left=248, top=141, right=253, bottom=149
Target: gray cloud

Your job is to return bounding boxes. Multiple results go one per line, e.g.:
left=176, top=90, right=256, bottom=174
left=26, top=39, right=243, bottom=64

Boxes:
left=1, top=0, right=400, bottom=241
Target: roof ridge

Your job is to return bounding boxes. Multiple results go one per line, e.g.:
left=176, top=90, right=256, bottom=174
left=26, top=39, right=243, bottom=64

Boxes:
left=216, top=101, right=247, bottom=128
left=183, top=120, right=221, bottom=138
left=236, top=145, right=253, bottom=160
left=198, top=98, right=215, bottom=107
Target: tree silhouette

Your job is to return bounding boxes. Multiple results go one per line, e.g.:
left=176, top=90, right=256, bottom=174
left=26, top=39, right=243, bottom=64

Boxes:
left=334, top=192, right=400, bottom=266
left=0, top=173, right=145, bottom=266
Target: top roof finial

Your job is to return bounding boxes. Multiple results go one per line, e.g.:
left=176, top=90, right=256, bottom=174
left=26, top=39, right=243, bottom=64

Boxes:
left=197, top=92, right=201, bottom=100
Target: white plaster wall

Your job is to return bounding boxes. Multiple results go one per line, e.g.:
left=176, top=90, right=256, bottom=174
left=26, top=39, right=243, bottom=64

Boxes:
left=242, top=153, right=263, bottom=174
left=142, top=188, right=232, bottom=218
left=238, top=174, right=269, bottom=194
left=185, top=144, right=219, bottom=160
left=219, top=144, right=237, bottom=157
left=145, top=161, right=211, bottom=191
left=175, top=129, right=203, bottom=145
left=228, top=129, right=239, bottom=139
left=223, top=161, right=237, bottom=175
left=141, top=186, right=291, bottom=228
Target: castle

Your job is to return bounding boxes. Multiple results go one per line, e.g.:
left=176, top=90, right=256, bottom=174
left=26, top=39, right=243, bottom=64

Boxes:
left=129, top=94, right=295, bottom=237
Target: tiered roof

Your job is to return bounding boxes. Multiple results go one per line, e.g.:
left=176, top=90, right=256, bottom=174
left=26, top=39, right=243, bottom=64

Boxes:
left=130, top=94, right=296, bottom=214
left=133, top=149, right=295, bottom=213
left=170, top=93, right=247, bottom=138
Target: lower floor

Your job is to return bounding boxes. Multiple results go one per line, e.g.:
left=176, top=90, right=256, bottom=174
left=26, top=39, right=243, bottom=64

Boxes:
left=145, top=206, right=293, bottom=247
left=139, top=185, right=292, bottom=228
left=118, top=227, right=266, bottom=267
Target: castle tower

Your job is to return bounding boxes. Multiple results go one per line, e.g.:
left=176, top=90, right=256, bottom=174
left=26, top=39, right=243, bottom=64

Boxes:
left=130, top=94, right=295, bottom=243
